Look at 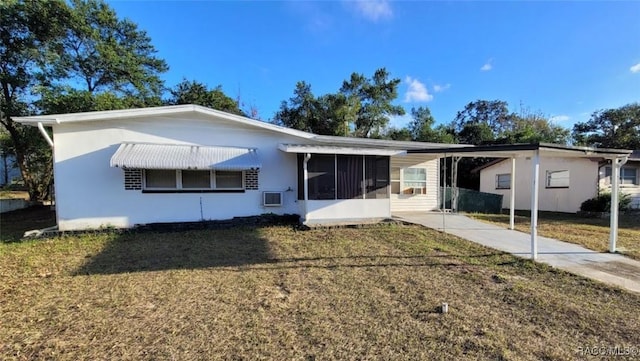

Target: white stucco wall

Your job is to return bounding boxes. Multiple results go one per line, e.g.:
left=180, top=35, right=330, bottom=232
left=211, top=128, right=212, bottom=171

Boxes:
left=390, top=155, right=440, bottom=213
left=479, top=157, right=599, bottom=213
left=51, top=114, right=309, bottom=230
left=303, top=199, right=390, bottom=223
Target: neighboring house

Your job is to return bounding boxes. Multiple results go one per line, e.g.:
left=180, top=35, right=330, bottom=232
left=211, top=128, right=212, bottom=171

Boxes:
left=477, top=157, right=600, bottom=213
left=0, top=153, right=21, bottom=187
left=598, top=150, right=640, bottom=209
left=14, top=105, right=450, bottom=230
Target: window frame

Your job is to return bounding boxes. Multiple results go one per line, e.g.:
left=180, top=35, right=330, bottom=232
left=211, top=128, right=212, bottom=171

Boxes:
left=620, top=167, right=638, bottom=185
left=298, top=154, right=390, bottom=200
left=143, top=169, right=245, bottom=193
left=495, top=173, right=511, bottom=190
left=401, top=167, right=427, bottom=195
left=545, top=169, right=570, bottom=189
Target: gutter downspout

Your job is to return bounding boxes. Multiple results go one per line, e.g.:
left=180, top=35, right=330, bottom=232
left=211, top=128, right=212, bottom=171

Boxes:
left=303, top=153, right=311, bottom=223
left=38, top=122, right=54, bottom=148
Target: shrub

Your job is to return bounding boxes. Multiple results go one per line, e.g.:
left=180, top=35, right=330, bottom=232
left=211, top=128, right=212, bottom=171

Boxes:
left=580, top=193, right=631, bottom=212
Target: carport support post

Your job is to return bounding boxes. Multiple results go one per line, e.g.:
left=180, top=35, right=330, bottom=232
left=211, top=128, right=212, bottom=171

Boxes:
left=509, top=157, right=516, bottom=230
left=609, top=157, right=627, bottom=253
left=303, top=153, right=311, bottom=221
left=530, top=150, right=540, bottom=260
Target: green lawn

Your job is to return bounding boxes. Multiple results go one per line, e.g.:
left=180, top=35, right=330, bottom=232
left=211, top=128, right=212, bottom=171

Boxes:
left=469, top=212, right=640, bottom=260
left=1, top=208, right=639, bottom=360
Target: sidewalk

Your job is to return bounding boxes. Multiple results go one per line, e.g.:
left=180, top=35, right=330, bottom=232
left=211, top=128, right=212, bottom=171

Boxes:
left=394, top=212, right=640, bottom=294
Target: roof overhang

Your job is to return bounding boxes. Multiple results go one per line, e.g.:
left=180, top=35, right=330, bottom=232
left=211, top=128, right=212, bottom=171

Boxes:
left=278, top=144, right=406, bottom=156
left=110, top=143, right=261, bottom=170
left=407, top=143, right=632, bottom=160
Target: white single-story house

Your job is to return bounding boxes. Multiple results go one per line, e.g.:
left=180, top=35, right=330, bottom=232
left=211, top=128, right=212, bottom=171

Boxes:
left=15, top=106, right=633, bottom=260
left=599, top=150, right=640, bottom=209
left=14, top=105, right=453, bottom=231
left=476, top=157, right=600, bottom=213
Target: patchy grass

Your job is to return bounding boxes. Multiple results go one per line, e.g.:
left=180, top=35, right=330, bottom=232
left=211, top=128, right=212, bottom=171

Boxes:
left=469, top=212, right=640, bottom=260
left=0, top=205, right=56, bottom=242
left=1, top=222, right=639, bottom=360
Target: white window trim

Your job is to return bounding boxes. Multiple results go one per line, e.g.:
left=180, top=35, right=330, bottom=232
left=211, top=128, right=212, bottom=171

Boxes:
left=143, top=170, right=245, bottom=191
left=545, top=169, right=570, bottom=189
left=401, top=167, right=427, bottom=195
left=496, top=173, right=511, bottom=190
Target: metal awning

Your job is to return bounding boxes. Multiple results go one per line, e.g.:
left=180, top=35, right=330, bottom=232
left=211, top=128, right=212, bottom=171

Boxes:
left=278, top=144, right=406, bottom=156
left=110, top=143, right=261, bottom=170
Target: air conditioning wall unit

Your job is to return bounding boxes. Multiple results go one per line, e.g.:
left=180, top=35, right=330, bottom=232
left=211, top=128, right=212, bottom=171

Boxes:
left=411, top=187, right=424, bottom=195
left=263, top=191, right=283, bottom=207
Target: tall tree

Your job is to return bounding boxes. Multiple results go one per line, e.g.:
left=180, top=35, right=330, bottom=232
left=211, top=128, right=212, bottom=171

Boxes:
left=407, top=106, right=455, bottom=143
left=1, top=0, right=168, bottom=200
left=51, top=0, right=168, bottom=100
left=274, top=68, right=403, bottom=137
left=573, top=103, right=640, bottom=149
left=340, top=68, right=404, bottom=137
left=167, top=80, right=243, bottom=115
left=1, top=0, right=70, bottom=200
left=453, top=100, right=514, bottom=143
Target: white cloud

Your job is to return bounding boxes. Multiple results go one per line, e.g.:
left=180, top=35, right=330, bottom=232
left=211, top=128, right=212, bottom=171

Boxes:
left=404, top=76, right=433, bottom=103
left=630, top=62, right=640, bottom=73
left=350, top=0, right=393, bottom=22
left=433, top=83, right=451, bottom=93
left=550, top=115, right=570, bottom=122
left=480, top=58, right=493, bottom=72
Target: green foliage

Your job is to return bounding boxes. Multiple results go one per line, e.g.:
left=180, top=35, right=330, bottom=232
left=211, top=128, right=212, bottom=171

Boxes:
left=573, top=103, right=640, bottom=150
left=340, top=68, right=405, bottom=137
left=274, top=68, right=403, bottom=137
left=451, top=100, right=570, bottom=146
left=1, top=0, right=168, bottom=200
left=405, top=106, right=455, bottom=143
left=167, top=80, right=243, bottom=115
left=53, top=0, right=168, bottom=98
left=580, top=193, right=632, bottom=212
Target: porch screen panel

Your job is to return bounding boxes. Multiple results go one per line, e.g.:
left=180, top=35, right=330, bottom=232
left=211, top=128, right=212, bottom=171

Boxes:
left=365, top=156, right=390, bottom=199
left=337, top=155, right=363, bottom=199
left=308, top=154, right=336, bottom=200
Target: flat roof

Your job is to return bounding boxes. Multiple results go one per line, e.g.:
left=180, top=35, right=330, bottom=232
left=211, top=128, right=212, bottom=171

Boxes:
left=407, top=142, right=632, bottom=159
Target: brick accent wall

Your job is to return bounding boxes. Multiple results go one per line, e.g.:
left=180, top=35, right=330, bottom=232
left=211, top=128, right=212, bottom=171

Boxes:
left=245, top=169, right=259, bottom=190
left=124, top=169, right=142, bottom=190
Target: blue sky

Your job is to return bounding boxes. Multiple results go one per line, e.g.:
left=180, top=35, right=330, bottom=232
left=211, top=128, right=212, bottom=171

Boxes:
left=108, top=0, right=640, bottom=129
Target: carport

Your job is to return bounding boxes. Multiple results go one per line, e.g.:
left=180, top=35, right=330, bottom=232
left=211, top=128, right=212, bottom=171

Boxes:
left=408, top=143, right=632, bottom=260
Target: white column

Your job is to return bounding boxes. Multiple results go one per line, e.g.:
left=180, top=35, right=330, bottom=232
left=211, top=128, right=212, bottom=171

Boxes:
left=530, top=151, right=540, bottom=260
left=510, top=157, right=516, bottom=230
left=303, top=153, right=311, bottom=221
left=609, top=157, right=627, bottom=252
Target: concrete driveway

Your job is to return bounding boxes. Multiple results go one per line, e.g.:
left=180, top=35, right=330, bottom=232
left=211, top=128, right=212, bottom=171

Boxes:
left=394, top=212, right=640, bottom=294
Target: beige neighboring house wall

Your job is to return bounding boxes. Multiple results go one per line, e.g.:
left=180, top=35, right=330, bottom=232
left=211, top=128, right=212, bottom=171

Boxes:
left=598, top=158, right=640, bottom=210
left=479, top=157, right=599, bottom=213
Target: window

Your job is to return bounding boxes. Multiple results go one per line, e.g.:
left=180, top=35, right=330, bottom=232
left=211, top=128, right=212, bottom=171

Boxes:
left=143, top=170, right=244, bottom=191
left=298, top=154, right=390, bottom=200
left=604, top=166, right=638, bottom=185
left=390, top=167, right=401, bottom=194
left=308, top=154, right=336, bottom=200
left=495, top=173, right=511, bottom=189
left=621, top=167, right=638, bottom=185
left=546, top=170, right=570, bottom=188
left=182, top=170, right=210, bottom=188
left=403, top=168, right=427, bottom=194
left=365, top=156, right=390, bottom=199
left=216, top=171, right=243, bottom=189
left=145, top=170, right=177, bottom=189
